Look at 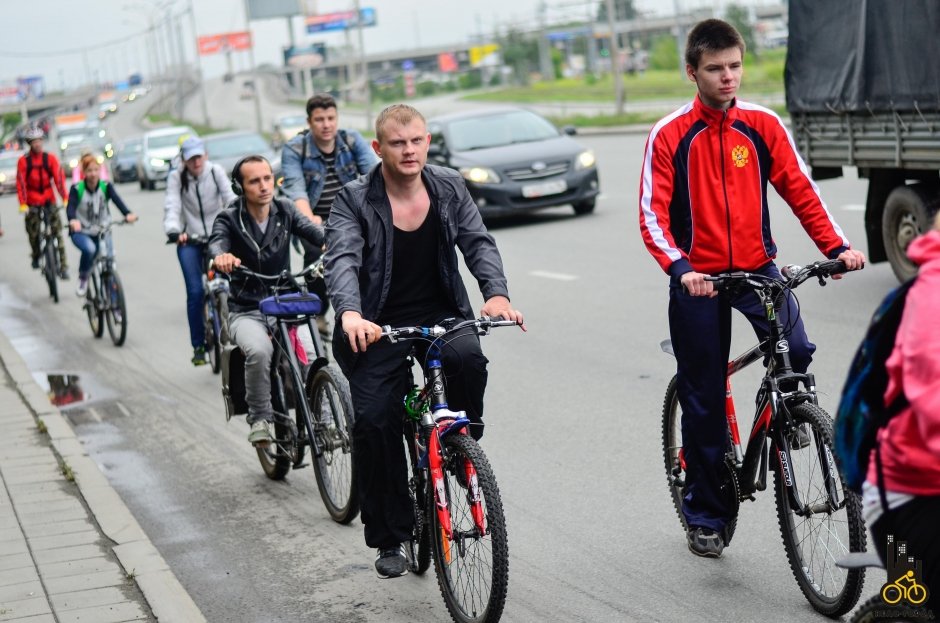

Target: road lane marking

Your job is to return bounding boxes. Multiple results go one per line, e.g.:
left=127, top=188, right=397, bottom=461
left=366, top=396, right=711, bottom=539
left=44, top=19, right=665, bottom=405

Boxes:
left=842, top=204, right=865, bottom=212
left=529, top=270, right=578, bottom=281
left=87, top=407, right=102, bottom=423
left=116, top=402, right=132, bottom=418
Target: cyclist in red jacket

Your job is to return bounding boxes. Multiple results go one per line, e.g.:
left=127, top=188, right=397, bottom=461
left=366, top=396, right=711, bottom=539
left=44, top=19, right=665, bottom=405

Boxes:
left=16, top=127, right=69, bottom=278
left=638, top=19, right=865, bottom=558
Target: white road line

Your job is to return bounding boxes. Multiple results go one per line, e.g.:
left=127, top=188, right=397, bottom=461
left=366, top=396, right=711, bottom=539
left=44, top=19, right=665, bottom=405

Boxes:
left=116, top=402, right=132, bottom=418
left=529, top=270, right=579, bottom=281
left=86, top=407, right=102, bottom=423
left=842, top=204, right=865, bottom=212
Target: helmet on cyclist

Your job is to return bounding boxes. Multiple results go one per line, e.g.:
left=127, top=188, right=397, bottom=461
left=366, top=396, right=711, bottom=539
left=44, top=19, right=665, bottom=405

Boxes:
left=23, top=126, right=44, bottom=143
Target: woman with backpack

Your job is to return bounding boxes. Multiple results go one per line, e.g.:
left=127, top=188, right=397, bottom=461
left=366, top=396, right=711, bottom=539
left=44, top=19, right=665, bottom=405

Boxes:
left=67, top=153, right=137, bottom=298
left=864, top=211, right=940, bottom=614
left=163, top=137, right=237, bottom=366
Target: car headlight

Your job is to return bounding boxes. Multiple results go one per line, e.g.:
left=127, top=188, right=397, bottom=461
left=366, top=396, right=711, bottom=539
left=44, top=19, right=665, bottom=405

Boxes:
left=575, top=150, right=596, bottom=170
left=98, top=130, right=106, bottom=138
left=61, top=142, right=68, bottom=151
left=96, top=155, right=104, bottom=164
left=459, top=166, right=501, bottom=184
left=150, top=157, right=166, bottom=167
left=0, top=173, right=6, bottom=183
left=69, top=158, right=79, bottom=169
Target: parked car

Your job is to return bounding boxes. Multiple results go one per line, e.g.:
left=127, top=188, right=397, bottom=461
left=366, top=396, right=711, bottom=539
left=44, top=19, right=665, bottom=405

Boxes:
left=202, top=130, right=281, bottom=184
left=426, top=106, right=599, bottom=217
left=137, top=125, right=197, bottom=191
left=0, top=151, right=19, bottom=194
left=272, top=113, right=308, bottom=148
left=112, top=137, right=142, bottom=183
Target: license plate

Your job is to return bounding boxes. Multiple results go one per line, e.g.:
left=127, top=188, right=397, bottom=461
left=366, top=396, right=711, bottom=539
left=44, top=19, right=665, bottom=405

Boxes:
left=522, top=179, right=567, bottom=198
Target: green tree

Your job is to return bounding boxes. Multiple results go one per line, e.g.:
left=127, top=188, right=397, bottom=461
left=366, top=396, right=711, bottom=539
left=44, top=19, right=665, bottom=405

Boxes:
left=649, top=34, right=678, bottom=71
left=2, top=112, right=22, bottom=140
left=597, top=0, right=637, bottom=22
left=724, top=4, right=758, bottom=59
left=500, top=27, right=539, bottom=85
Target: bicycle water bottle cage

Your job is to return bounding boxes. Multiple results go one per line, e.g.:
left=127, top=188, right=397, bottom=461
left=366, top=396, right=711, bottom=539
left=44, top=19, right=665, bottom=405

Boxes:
left=259, top=293, right=322, bottom=317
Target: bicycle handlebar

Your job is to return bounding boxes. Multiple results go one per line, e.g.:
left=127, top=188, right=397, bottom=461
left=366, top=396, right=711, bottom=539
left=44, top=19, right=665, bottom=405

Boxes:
left=381, top=317, right=521, bottom=343
left=230, top=263, right=321, bottom=291
left=165, top=233, right=209, bottom=245
left=705, top=259, right=848, bottom=293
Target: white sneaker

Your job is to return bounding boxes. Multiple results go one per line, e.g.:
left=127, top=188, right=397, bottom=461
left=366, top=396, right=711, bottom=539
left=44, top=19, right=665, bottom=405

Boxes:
left=75, top=278, right=88, bottom=297
left=248, top=420, right=273, bottom=446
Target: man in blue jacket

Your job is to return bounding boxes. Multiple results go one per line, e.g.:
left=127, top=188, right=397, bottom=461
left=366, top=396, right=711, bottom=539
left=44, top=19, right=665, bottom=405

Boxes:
left=281, top=94, right=378, bottom=328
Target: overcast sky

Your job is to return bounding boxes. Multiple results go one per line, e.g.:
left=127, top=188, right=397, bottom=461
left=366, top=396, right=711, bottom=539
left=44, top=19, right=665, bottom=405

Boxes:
left=3, top=0, right=768, bottom=89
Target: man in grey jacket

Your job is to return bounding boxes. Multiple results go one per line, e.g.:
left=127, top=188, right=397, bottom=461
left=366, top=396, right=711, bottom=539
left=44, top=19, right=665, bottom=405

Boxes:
left=325, top=104, right=524, bottom=579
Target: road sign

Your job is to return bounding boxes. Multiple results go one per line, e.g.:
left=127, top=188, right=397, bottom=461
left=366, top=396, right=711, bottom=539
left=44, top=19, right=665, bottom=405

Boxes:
left=305, top=8, right=376, bottom=33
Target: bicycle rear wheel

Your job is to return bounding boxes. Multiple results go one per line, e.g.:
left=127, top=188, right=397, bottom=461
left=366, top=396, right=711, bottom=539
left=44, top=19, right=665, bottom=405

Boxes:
left=307, top=364, right=358, bottom=524
left=662, top=375, right=739, bottom=543
left=256, top=411, right=297, bottom=481
left=849, top=594, right=922, bottom=622
left=404, top=422, right=431, bottom=575
left=104, top=271, right=127, bottom=346
left=774, top=402, right=865, bottom=617
left=43, top=242, right=58, bottom=303
left=85, top=273, right=103, bottom=338
left=431, top=433, right=508, bottom=623
left=204, top=298, right=221, bottom=374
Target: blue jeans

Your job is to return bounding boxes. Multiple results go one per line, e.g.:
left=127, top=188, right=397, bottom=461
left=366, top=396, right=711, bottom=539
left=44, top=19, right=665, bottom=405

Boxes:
left=70, top=232, right=113, bottom=278
left=177, top=243, right=206, bottom=348
left=668, top=263, right=815, bottom=533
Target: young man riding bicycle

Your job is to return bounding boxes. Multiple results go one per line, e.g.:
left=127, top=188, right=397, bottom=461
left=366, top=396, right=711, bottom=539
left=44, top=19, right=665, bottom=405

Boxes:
left=16, top=126, right=70, bottom=279
left=324, top=104, right=524, bottom=579
left=209, top=155, right=324, bottom=447
left=638, top=19, right=865, bottom=558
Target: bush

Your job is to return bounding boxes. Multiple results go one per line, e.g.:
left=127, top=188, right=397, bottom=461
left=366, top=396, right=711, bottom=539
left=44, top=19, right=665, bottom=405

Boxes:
left=458, top=71, right=483, bottom=90
left=650, top=35, right=679, bottom=71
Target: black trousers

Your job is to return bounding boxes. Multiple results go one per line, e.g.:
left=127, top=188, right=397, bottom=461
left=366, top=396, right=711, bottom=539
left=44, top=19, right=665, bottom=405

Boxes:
left=870, top=496, right=940, bottom=619
left=345, top=315, right=488, bottom=549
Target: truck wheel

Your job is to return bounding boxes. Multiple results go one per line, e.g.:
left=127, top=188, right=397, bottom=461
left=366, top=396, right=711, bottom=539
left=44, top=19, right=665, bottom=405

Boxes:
left=882, top=184, right=938, bottom=282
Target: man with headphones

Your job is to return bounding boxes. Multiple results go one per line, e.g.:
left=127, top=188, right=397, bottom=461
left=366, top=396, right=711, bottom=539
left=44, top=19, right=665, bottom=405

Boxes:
left=209, top=155, right=325, bottom=446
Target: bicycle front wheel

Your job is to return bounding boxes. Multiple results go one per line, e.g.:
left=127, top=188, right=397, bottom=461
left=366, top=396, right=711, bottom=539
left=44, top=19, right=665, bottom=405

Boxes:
left=104, top=271, right=127, bottom=346
left=307, top=365, right=358, bottom=524
left=431, top=433, right=508, bottom=623
left=774, top=402, right=866, bottom=617
left=85, top=274, right=103, bottom=338
left=43, top=242, right=58, bottom=303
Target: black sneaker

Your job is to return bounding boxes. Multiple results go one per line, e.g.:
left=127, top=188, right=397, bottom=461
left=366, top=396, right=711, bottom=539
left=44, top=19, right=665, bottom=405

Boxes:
left=58, top=268, right=70, bottom=280
left=687, top=527, right=725, bottom=558
left=191, top=346, right=209, bottom=366
left=375, top=545, right=408, bottom=579
left=31, top=257, right=39, bottom=269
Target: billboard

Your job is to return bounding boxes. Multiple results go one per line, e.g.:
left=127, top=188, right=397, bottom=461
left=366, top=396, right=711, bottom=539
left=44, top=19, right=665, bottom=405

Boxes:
left=198, top=32, right=253, bottom=56
left=305, top=8, right=376, bottom=33
left=247, top=0, right=301, bottom=20
left=17, top=76, right=44, bottom=100
left=469, top=44, right=501, bottom=68
left=283, top=43, right=327, bottom=67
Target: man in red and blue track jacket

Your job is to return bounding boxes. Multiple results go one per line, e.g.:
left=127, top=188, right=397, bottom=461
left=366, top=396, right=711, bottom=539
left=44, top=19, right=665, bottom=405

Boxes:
left=638, top=19, right=866, bottom=559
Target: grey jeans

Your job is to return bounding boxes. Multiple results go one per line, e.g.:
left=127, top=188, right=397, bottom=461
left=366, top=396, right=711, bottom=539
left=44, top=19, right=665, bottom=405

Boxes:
left=230, top=310, right=314, bottom=424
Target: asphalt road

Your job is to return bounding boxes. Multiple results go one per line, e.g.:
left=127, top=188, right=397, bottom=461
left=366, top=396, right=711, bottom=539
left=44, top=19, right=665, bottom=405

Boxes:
left=0, top=106, right=899, bottom=621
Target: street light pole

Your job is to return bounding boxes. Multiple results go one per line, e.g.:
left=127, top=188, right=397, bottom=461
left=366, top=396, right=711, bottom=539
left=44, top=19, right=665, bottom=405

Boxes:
left=604, top=0, right=625, bottom=115
left=353, top=0, right=371, bottom=130
left=243, top=0, right=264, bottom=134
left=186, top=0, right=211, bottom=127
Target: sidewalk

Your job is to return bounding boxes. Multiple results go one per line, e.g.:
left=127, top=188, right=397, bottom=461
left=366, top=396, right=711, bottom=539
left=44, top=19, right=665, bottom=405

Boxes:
left=0, top=331, right=205, bottom=622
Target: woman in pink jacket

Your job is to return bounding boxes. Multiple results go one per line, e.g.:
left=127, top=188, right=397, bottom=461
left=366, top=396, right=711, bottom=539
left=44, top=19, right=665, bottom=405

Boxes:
left=864, top=212, right=940, bottom=615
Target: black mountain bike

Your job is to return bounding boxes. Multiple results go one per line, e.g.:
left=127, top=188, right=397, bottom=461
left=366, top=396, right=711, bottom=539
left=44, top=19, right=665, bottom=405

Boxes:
left=34, top=203, right=62, bottom=303
left=83, top=221, right=129, bottom=346
left=661, top=260, right=866, bottom=617
left=221, top=264, right=358, bottom=524
left=382, top=317, right=517, bottom=623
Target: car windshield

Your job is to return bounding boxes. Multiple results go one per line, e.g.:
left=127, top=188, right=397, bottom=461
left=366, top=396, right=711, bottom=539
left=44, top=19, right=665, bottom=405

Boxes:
left=120, top=141, right=142, bottom=155
left=149, top=132, right=190, bottom=149
left=59, top=131, right=89, bottom=144
left=279, top=115, right=306, bottom=127
left=445, top=110, right=559, bottom=151
left=205, top=134, right=269, bottom=158
left=0, top=154, right=20, bottom=169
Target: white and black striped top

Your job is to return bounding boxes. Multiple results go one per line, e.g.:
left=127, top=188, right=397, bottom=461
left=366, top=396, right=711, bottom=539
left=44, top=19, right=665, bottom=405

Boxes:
left=314, top=150, right=343, bottom=219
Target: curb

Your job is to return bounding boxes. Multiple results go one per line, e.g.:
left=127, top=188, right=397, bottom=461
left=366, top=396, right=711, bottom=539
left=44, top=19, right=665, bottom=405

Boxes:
left=0, top=331, right=207, bottom=623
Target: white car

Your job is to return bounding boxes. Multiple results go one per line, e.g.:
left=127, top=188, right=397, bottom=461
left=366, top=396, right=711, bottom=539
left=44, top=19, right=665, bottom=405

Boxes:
left=136, top=125, right=197, bottom=191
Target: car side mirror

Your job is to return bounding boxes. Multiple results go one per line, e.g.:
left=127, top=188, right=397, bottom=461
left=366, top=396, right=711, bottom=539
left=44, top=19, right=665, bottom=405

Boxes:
left=561, top=125, right=577, bottom=136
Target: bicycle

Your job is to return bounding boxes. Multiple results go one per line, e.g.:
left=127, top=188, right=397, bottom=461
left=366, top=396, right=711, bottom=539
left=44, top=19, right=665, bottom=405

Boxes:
left=660, top=259, right=867, bottom=617
left=382, top=317, right=517, bottom=623
left=221, top=264, right=358, bottom=524
left=83, top=221, right=130, bottom=346
left=33, top=203, right=63, bottom=303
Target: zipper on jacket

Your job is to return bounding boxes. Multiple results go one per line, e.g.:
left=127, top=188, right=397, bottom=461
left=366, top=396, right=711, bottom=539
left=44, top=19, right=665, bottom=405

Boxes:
left=719, top=110, right=734, bottom=270
left=194, top=177, right=209, bottom=238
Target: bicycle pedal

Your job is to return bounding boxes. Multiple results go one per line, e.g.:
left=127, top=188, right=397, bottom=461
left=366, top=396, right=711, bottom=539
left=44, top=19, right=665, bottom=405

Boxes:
left=293, top=462, right=309, bottom=469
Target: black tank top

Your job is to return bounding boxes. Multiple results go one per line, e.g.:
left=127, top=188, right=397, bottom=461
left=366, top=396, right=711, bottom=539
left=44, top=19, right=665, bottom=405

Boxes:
left=377, top=206, right=453, bottom=327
